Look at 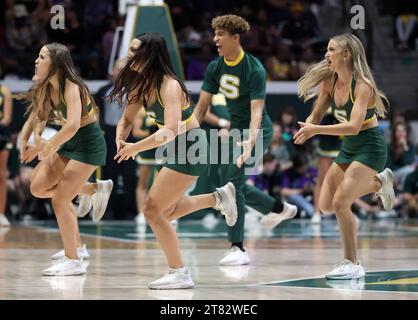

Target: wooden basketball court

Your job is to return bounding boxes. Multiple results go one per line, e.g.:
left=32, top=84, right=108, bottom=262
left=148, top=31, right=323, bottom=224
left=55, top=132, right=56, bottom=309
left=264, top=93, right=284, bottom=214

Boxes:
left=1, top=217, right=418, bottom=300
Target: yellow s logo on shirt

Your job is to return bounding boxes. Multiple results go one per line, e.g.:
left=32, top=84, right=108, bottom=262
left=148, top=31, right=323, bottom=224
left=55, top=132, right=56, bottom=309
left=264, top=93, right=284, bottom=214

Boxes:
left=220, top=74, right=240, bottom=99
left=334, top=109, right=348, bottom=123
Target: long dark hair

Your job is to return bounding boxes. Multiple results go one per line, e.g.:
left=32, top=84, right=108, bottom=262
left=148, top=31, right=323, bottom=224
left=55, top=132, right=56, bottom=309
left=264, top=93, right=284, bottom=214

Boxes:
left=109, top=32, right=189, bottom=107
left=20, top=43, right=94, bottom=121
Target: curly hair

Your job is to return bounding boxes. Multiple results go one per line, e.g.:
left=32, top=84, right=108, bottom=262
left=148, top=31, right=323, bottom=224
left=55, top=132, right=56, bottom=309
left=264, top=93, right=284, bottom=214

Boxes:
left=211, top=14, right=250, bottom=35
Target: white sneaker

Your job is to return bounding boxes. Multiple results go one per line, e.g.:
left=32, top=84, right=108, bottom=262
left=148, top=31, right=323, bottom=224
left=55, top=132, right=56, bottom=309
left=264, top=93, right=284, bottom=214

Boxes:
left=259, top=201, right=297, bottom=229
left=376, top=168, right=395, bottom=210
left=219, top=246, right=250, bottom=266
left=51, top=244, right=90, bottom=260
left=310, top=213, right=322, bottom=224
left=42, top=257, right=86, bottom=276
left=77, top=195, right=93, bottom=218
left=214, top=182, right=238, bottom=226
left=148, top=267, right=194, bottom=290
left=0, top=214, right=10, bottom=227
left=92, top=179, right=113, bottom=222
left=135, top=213, right=147, bottom=225
left=325, top=259, right=365, bottom=280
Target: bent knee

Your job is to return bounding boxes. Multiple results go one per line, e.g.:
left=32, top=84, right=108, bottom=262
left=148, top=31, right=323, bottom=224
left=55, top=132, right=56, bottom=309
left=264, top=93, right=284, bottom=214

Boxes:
left=319, top=198, right=333, bottom=215
left=143, top=196, right=162, bottom=221
left=332, top=196, right=351, bottom=213
left=30, top=181, right=48, bottom=198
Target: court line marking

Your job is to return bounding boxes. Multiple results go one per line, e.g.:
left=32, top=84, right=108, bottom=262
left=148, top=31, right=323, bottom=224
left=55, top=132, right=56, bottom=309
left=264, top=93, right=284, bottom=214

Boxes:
left=260, top=268, right=418, bottom=294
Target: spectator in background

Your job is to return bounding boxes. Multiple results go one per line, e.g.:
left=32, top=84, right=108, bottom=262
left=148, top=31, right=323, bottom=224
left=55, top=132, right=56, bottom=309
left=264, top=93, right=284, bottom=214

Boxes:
left=265, top=42, right=296, bottom=80
left=281, top=153, right=317, bottom=219
left=296, top=45, right=316, bottom=77
left=269, top=122, right=292, bottom=171
left=186, top=43, right=214, bottom=80
left=265, top=0, right=290, bottom=27
left=277, top=105, right=299, bottom=157
left=402, top=156, right=418, bottom=218
left=101, top=17, right=118, bottom=68
left=5, top=3, right=46, bottom=77
left=384, top=110, right=417, bottom=146
left=386, top=122, right=416, bottom=191
left=248, top=153, right=282, bottom=198
left=278, top=1, right=320, bottom=54
left=241, top=8, right=278, bottom=57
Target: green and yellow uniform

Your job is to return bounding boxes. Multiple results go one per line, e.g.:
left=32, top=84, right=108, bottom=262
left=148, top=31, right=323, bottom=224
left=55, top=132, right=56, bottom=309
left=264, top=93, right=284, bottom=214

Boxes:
left=0, top=85, right=12, bottom=151
left=202, top=50, right=277, bottom=244
left=144, top=84, right=209, bottom=177
left=51, top=93, right=106, bottom=166
left=136, top=114, right=160, bottom=165
left=317, top=110, right=342, bottom=158
left=331, top=76, right=387, bottom=172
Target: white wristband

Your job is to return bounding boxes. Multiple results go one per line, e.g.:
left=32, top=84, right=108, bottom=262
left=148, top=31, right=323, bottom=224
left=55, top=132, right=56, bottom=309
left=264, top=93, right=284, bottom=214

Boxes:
left=218, top=118, right=229, bottom=128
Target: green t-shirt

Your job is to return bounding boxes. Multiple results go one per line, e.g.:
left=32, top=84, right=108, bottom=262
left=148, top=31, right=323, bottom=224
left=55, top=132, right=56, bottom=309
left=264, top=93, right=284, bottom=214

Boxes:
left=201, top=51, right=271, bottom=130
left=404, top=169, right=418, bottom=194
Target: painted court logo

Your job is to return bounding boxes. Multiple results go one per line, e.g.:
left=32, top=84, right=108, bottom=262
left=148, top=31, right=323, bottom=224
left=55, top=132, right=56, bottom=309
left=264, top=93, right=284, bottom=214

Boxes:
left=267, top=270, right=418, bottom=293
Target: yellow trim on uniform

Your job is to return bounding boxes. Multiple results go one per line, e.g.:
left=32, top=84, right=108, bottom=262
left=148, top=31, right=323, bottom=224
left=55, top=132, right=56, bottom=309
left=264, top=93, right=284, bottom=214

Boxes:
left=350, top=84, right=375, bottom=108
left=183, top=113, right=195, bottom=124
left=362, top=114, right=376, bottom=125
left=95, top=166, right=102, bottom=180
left=156, top=88, right=190, bottom=110
left=224, top=50, right=245, bottom=67
left=317, top=148, right=339, bottom=158
left=60, top=91, right=94, bottom=118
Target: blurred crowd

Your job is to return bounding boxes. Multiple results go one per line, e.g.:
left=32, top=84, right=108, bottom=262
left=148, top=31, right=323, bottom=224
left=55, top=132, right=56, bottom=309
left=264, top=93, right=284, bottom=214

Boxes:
left=1, top=0, right=328, bottom=80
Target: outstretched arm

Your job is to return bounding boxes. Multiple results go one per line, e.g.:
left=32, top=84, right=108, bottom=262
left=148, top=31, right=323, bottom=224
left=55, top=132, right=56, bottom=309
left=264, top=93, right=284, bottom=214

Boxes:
left=236, top=99, right=264, bottom=168
left=114, top=80, right=184, bottom=163
left=305, top=79, right=332, bottom=125
left=115, top=93, right=142, bottom=152
left=39, top=82, right=82, bottom=159
left=294, top=81, right=372, bottom=144
left=193, top=90, right=214, bottom=124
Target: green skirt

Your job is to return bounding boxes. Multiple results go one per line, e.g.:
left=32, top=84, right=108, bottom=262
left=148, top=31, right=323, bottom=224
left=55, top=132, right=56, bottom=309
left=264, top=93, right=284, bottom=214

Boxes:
left=58, top=122, right=106, bottom=166
left=335, top=126, right=387, bottom=172
left=317, top=135, right=342, bottom=158
left=159, top=128, right=209, bottom=176
left=136, top=148, right=158, bottom=165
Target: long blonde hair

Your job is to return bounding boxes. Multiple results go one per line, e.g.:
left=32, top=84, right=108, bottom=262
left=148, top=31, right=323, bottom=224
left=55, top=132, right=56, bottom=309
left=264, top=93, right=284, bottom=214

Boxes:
left=298, top=33, right=388, bottom=118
